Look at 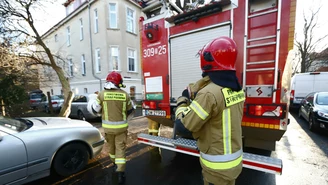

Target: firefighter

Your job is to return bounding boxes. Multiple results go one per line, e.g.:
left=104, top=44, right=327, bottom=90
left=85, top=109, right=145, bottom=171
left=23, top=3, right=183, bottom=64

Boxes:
left=88, top=71, right=135, bottom=184
left=174, top=36, right=245, bottom=185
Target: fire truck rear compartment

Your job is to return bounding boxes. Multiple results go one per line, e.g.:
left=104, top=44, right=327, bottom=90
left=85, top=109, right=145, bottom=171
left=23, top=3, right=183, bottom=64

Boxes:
left=242, top=126, right=285, bottom=151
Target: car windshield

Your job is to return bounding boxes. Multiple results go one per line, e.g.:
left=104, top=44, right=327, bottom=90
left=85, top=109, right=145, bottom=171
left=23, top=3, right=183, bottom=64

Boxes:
left=316, top=93, right=328, bottom=105
left=0, top=116, right=27, bottom=133
left=30, top=94, right=42, bottom=99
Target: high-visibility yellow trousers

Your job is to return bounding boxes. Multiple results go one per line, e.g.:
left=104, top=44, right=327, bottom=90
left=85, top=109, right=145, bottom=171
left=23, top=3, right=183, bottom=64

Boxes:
left=104, top=130, right=127, bottom=172
left=148, top=119, right=160, bottom=136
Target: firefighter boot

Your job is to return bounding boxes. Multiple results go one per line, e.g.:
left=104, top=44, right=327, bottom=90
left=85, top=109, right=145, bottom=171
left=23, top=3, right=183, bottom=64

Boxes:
left=118, top=172, right=125, bottom=184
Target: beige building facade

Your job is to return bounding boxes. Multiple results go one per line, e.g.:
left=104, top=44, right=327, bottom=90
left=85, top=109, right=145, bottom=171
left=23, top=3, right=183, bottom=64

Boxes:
left=41, top=0, right=143, bottom=99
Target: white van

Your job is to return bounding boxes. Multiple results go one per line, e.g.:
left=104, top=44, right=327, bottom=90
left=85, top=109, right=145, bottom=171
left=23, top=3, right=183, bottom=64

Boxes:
left=290, top=72, right=328, bottom=110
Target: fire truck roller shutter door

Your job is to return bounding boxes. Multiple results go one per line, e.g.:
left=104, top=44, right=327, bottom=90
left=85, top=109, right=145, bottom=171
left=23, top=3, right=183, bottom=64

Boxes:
left=170, top=24, right=230, bottom=101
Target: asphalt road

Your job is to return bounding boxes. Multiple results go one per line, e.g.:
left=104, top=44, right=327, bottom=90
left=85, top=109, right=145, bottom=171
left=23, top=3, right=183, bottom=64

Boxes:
left=27, top=112, right=328, bottom=185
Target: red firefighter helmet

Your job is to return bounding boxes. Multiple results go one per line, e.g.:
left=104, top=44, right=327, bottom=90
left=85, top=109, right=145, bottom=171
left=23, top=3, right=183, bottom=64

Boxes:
left=200, top=36, right=238, bottom=72
left=106, top=71, right=123, bottom=87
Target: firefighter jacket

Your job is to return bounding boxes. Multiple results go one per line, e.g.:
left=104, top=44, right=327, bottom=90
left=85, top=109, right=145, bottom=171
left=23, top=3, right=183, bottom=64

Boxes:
left=96, top=88, right=134, bottom=134
left=175, top=76, right=245, bottom=181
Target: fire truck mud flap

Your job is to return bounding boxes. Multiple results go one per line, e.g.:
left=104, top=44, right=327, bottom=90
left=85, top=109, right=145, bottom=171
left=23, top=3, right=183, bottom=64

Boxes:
left=137, top=133, right=283, bottom=175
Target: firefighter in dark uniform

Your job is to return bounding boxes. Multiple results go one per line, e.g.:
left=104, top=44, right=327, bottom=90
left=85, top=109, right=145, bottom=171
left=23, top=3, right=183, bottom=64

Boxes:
left=88, top=71, right=135, bottom=184
left=174, top=36, right=245, bottom=185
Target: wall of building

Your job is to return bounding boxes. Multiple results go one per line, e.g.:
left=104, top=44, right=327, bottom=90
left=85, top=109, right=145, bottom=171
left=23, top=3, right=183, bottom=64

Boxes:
left=40, top=0, right=143, bottom=99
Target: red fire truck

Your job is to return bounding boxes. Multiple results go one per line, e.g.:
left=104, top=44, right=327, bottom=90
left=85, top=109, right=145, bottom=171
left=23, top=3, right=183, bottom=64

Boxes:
left=137, top=0, right=296, bottom=175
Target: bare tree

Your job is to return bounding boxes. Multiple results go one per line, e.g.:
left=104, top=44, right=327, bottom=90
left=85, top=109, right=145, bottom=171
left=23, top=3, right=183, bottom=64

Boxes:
left=0, top=0, right=73, bottom=117
left=294, top=5, right=328, bottom=73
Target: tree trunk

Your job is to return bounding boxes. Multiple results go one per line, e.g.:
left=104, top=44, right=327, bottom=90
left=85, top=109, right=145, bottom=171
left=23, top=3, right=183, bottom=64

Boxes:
left=60, top=91, right=74, bottom=118
left=52, top=66, right=73, bottom=117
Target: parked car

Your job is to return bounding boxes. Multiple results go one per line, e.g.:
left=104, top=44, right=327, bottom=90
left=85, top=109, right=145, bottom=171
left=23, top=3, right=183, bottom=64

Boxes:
left=298, top=92, right=328, bottom=131
left=0, top=116, right=104, bottom=184
left=29, top=92, right=45, bottom=109
left=290, top=72, right=328, bottom=110
left=70, top=94, right=101, bottom=121
left=38, top=95, right=65, bottom=113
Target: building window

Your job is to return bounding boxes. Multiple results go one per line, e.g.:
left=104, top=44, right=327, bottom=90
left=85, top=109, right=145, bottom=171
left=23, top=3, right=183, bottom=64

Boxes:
left=128, top=48, right=137, bottom=72
left=55, top=34, right=58, bottom=42
left=109, top=3, right=118, bottom=29
left=67, top=26, right=71, bottom=46
left=110, top=46, right=120, bottom=71
left=51, top=89, right=54, bottom=95
left=126, top=8, right=135, bottom=33
left=95, top=48, right=101, bottom=73
left=61, top=89, right=63, bottom=95
left=68, top=58, right=73, bottom=77
left=80, top=18, right=84, bottom=40
left=84, top=88, right=88, bottom=94
left=81, top=54, right=86, bottom=76
left=94, top=9, right=98, bottom=33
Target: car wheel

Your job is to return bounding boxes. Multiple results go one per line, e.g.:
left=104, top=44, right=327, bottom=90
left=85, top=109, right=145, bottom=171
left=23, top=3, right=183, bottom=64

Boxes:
left=309, top=115, right=318, bottom=132
left=78, top=111, right=86, bottom=121
left=53, top=143, right=89, bottom=177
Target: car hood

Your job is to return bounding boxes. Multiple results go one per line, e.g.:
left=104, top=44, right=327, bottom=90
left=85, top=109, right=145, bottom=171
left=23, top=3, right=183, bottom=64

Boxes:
left=315, top=105, right=328, bottom=112
left=24, top=117, right=93, bottom=131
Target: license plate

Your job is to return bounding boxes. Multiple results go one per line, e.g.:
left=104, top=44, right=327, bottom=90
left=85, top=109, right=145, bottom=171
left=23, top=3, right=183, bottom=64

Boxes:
left=145, top=110, right=166, bottom=117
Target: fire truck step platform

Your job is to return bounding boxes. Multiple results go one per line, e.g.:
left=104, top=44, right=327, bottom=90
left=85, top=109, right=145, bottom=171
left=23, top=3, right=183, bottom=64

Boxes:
left=137, top=133, right=282, bottom=175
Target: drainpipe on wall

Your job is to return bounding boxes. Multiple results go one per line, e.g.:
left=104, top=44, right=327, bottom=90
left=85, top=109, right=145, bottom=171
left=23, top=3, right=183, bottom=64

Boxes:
left=88, top=0, right=102, bottom=91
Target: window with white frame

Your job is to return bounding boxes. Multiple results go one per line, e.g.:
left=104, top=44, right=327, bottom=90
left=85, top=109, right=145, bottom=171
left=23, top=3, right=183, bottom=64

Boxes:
left=67, top=26, right=71, bottom=46
left=55, top=34, right=58, bottom=42
left=68, top=58, right=73, bottom=77
left=110, top=46, right=120, bottom=71
left=81, top=54, right=86, bottom=76
left=128, top=48, right=137, bottom=72
left=84, top=88, right=88, bottom=93
left=94, top=9, right=98, bottom=33
left=80, top=18, right=84, bottom=40
left=95, top=48, right=101, bottom=73
left=109, top=3, right=118, bottom=29
left=126, top=8, right=135, bottom=33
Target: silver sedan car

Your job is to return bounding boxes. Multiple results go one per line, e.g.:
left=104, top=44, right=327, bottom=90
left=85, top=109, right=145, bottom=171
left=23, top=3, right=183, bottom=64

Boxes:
left=0, top=116, right=104, bottom=185
left=70, top=94, right=101, bottom=120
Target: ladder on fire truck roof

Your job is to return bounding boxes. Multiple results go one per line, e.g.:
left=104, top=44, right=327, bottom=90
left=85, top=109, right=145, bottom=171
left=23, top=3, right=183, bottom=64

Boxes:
left=137, top=133, right=283, bottom=175
left=242, top=0, right=282, bottom=103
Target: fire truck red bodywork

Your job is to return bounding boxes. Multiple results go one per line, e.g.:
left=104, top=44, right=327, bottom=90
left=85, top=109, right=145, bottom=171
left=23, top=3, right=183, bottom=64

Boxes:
left=141, top=0, right=296, bottom=151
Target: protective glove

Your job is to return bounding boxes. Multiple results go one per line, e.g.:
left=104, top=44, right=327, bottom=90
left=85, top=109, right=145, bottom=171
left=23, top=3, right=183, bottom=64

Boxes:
left=174, top=119, right=193, bottom=138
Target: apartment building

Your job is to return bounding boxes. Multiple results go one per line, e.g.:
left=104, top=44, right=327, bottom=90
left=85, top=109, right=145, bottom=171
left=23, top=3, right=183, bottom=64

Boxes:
left=40, top=0, right=143, bottom=99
